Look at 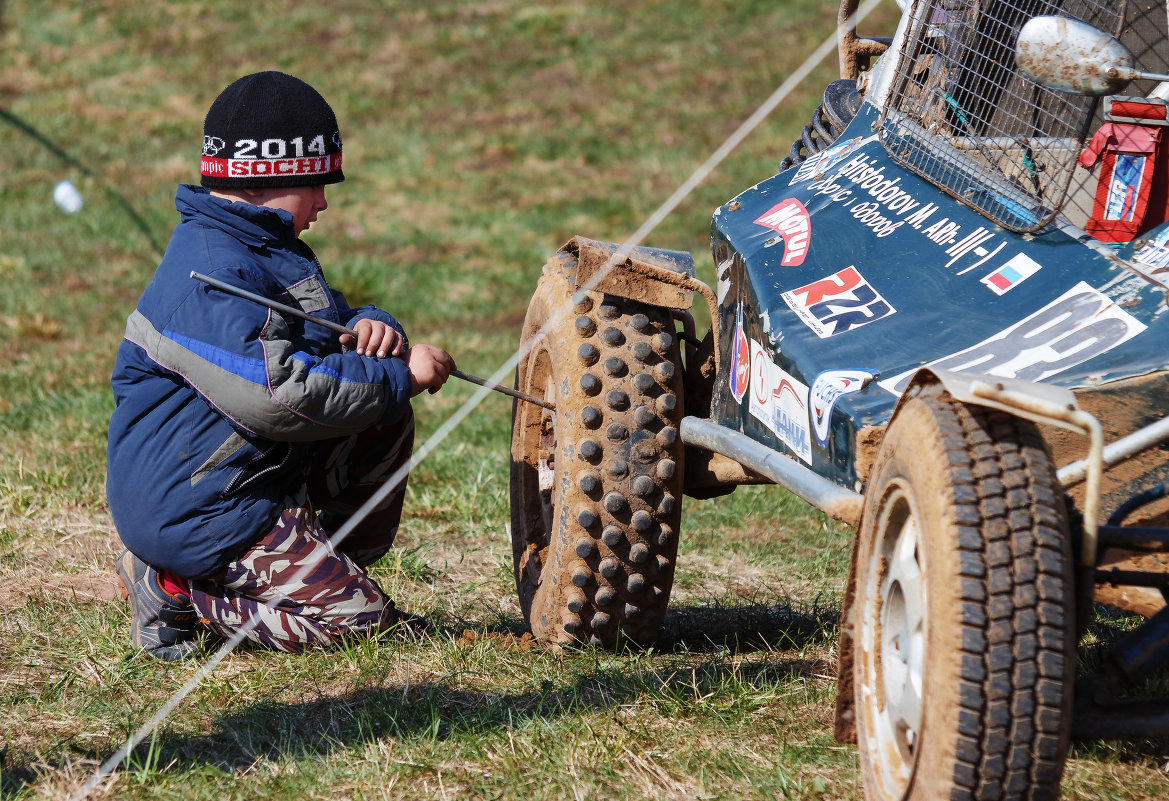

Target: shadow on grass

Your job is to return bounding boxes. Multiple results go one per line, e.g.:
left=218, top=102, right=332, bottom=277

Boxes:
left=472, top=595, right=841, bottom=655
left=659, top=596, right=839, bottom=654
left=0, top=107, right=164, bottom=255
left=6, top=599, right=1166, bottom=795
left=0, top=599, right=839, bottom=792
left=153, top=652, right=829, bottom=774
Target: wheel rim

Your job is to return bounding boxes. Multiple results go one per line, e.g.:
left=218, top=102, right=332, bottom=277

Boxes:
left=536, top=378, right=558, bottom=536
left=860, top=484, right=925, bottom=797
left=512, top=346, right=555, bottom=610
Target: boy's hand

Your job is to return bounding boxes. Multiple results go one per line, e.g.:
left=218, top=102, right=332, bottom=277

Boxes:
left=405, top=345, right=456, bottom=396
left=343, top=319, right=404, bottom=358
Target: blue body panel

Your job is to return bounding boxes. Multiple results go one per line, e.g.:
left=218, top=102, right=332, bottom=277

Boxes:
left=710, top=102, right=1169, bottom=491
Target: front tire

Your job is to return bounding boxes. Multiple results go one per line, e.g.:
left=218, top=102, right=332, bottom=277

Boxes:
left=853, top=395, right=1073, bottom=800
left=510, top=252, right=685, bottom=649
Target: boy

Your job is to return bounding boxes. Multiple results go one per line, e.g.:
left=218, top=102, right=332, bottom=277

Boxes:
left=107, top=71, right=454, bottom=660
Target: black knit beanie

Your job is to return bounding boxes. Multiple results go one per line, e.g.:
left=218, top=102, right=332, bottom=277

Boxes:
left=200, top=71, right=344, bottom=189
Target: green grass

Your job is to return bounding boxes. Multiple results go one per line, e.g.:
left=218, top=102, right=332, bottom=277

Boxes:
left=3, top=1, right=1169, bottom=799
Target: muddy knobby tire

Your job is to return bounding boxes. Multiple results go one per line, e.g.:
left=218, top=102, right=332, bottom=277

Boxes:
left=510, top=252, right=685, bottom=649
left=853, top=395, right=1073, bottom=801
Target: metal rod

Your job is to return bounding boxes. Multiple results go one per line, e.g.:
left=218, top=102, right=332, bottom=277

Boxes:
left=449, top=368, right=554, bottom=411
left=1094, top=569, right=1169, bottom=589
left=190, top=271, right=554, bottom=411
left=1058, top=416, right=1169, bottom=486
left=1098, top=525, right=1169, bottom=553
left=679, top=415, right=864, bottom=528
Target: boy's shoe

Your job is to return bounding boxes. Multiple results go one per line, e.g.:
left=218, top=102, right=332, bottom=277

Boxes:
left=386, top=601, right=429, bottom=640
left=115, top=549, right=199, bottom=661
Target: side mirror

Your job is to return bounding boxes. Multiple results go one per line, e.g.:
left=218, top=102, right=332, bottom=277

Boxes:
left=1016, top=15, right=1169, bottom=96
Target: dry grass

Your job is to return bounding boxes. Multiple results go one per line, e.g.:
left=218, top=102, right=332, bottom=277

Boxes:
left=3, top=0, right=1169, bottom=798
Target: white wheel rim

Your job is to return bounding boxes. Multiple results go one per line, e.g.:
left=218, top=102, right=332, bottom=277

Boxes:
left=859, top=485, right=925, bottom=797
left=535, top=364, right=558, bottom=535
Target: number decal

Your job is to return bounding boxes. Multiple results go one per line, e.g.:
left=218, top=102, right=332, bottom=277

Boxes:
left=233, top=139, right=257, bottom=159
left=260, top=138, right=286, bottom=158
left=230, top=136, right=330, bottom=159
left=879, top=282, right=1146, bottom=394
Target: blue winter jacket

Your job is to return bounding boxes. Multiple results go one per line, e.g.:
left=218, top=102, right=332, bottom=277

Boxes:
left=107, top=184, right=413, bottom=578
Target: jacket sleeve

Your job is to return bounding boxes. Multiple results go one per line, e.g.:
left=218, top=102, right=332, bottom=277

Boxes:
left=332, top=288, right=410, bottom=348
left=126, top=263, right=414, bottom=441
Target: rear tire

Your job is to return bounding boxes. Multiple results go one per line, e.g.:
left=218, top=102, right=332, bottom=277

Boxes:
left=510, top=252, right=685, bottom=648
left=853, top=395, right=1073, bottom=800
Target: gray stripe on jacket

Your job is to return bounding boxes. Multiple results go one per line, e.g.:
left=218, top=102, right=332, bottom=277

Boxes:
left=124, top=310, right=387, bottom=441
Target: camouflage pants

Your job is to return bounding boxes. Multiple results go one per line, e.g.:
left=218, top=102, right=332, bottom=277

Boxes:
left=188, top=411, right=414, bottom=652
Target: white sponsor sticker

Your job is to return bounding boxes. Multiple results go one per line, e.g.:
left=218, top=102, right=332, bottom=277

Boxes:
left=879, top=281, right=1147, bottom=395
left=1131, top=226, right=1169, bottom=287
left=749, top=340, right=812, bottom=463
left=808, top=369, right=877, bottom=447
left=781, top=265, right=896, bottom=339
left=787, top=135, right=876, bottom=185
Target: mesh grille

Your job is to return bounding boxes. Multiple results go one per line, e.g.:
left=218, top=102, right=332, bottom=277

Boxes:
left=878, top=0, right=1127, bottom=232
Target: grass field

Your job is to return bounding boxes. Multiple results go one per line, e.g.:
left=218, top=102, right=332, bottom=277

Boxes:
left=2, top=1, right=1169, bottom=799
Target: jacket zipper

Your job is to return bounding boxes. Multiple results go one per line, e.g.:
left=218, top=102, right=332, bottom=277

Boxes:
left=221, top=442, right=297, bottom=498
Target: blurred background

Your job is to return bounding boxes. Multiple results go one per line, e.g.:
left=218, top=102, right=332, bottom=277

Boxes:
left=0, top=3, right=972, bottom=800
left=0, top=0, right=856, bottom=512
left=5, top=5, right=1168, bottom=800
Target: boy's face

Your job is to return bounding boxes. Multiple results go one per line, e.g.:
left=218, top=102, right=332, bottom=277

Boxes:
left=248, top=185, right=328, bottom=236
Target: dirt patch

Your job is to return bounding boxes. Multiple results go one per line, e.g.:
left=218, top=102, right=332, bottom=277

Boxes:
left=1095, top=549, right=1169, bottom=617
left=0, top=573, right=123, bottom=612
left=1046, top=371, right=1169, bottom=518
left=853, top=425, right=885, bottom=489
left=0, top=509, right=123, bottom=612
left=459, top=629, right=539, bottom=652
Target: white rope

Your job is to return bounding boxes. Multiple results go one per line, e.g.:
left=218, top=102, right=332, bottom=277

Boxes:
left=72, top=3, right=884, bottom=796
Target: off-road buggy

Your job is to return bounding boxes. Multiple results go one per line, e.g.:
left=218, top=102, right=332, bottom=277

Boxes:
left=510, top=0, right=1169, bottom=797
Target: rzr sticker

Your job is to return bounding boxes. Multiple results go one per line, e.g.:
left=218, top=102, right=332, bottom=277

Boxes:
left=781, top=266, right=896, bottom=338
left=809, top=369, right=877, bottom=447
left=754, top=199, right=810, bottom=266
left=749, top=340, right=812, bottom=463
left=880, top=281, right=1147, bottom=395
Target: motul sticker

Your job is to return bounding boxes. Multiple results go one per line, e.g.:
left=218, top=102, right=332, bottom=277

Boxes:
left=749, top=340, right=812, bottom=463
left=754, top=199, right=810, bottom=266
left=781, top=266, right=896, bottom=338
left=879, top=281, right=1147, bottom=395
left=809, top=369, right=877, bottom=447
left=729, top=302, right=749, bottom=402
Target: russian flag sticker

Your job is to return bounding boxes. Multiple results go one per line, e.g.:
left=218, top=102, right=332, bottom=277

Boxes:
left=980, top=253, right=1042, bottom=296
